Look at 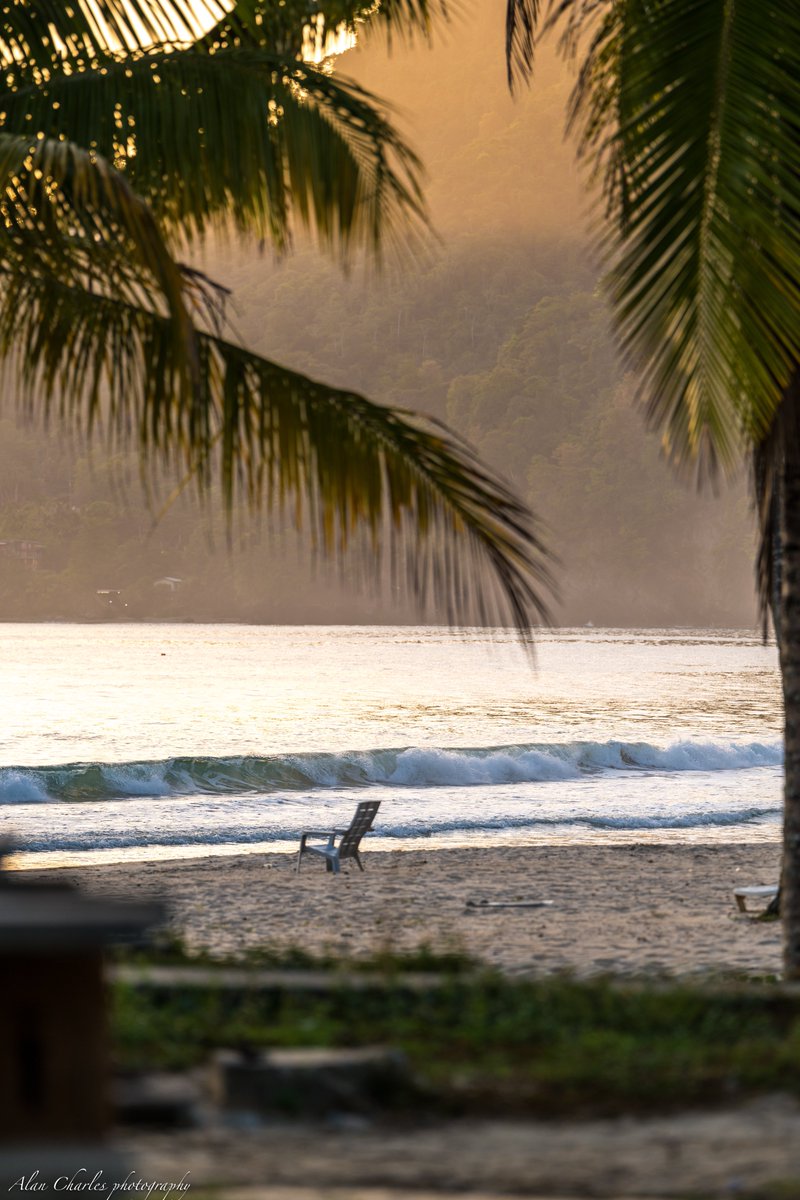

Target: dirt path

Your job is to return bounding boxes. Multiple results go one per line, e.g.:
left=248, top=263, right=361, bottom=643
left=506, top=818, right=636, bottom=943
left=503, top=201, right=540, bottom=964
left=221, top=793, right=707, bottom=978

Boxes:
left=122, top=1095, right=800, bottom=1196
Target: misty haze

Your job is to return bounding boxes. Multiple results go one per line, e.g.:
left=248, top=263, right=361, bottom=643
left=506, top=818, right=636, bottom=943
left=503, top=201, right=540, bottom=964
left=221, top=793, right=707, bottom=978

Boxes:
left=4, top=2, right=799, bottom=1193
left=0, top=3, right=756, bottom=628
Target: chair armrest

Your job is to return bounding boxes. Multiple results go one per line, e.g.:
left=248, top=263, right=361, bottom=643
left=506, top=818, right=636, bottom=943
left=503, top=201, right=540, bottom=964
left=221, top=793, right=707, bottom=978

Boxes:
left=301, top=829, right=337, bottom=840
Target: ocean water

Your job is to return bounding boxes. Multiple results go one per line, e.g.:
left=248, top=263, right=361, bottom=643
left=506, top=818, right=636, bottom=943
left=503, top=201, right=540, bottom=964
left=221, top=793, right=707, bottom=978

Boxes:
left=0, top=624, right=783, bottom=867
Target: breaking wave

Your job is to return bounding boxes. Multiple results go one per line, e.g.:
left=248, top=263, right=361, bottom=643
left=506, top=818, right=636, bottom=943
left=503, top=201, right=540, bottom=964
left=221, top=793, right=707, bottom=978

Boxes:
left=0, top=737, right=783, bottom=804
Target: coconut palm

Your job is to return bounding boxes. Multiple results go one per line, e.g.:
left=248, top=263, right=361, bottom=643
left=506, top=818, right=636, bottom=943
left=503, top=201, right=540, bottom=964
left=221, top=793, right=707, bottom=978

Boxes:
left=0, top=0, right=554, bottom=640
left=505, top=0, right=800, bottom=973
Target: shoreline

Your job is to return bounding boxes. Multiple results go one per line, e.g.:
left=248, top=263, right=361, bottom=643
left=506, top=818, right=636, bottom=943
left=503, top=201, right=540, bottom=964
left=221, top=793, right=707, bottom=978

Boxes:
left=34, top=841, right=784, bottom=977
left=6, top=821, right=781, bottom=873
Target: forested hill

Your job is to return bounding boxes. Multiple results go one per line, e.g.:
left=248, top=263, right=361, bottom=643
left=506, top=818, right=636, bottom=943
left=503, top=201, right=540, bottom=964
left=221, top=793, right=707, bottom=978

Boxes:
left=203, top=234, right=756, bottom=628
left=0, top=4, right=758, bottom=626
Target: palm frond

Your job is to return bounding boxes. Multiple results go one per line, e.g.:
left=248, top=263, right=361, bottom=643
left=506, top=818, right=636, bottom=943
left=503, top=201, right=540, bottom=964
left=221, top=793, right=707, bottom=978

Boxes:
left=195, top=0, right=453, bottom=55
left=518, top=0, right=800, bottom=474
left=505, top=2, right=615, bottom=92
left=0, top=0, right=548, bottom=637
left=3, top=48, right=428, bottom=257
left=344, top=0, right=453, bottom=45
left=0, top=0, right=227, bottom=67
left=0, top=132, right=197, bottom=364
left=506, top=0, right=540, bottom=90
left=0, top=0, right=451, bottom=69
left=0, top=267, right=556, bottom=635
left=605, top=0, right=800, bottom=468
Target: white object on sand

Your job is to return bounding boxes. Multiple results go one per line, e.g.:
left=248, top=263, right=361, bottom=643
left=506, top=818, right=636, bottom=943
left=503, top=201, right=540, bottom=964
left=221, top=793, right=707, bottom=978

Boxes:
left=733, top=884, right=779, bottom=913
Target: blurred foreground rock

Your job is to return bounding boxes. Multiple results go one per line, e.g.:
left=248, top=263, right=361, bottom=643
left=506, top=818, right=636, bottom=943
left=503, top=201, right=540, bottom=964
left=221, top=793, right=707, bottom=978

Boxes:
left=212, top=1048, right=413, bottom=1119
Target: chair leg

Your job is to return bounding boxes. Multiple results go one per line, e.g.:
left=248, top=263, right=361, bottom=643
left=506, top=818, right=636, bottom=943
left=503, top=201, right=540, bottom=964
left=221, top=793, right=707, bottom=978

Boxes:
left=331, top=855, right=340, bottom=875
left=354, top=852, right=365, bottom=872
left=296, top=834, right=309, bottom=873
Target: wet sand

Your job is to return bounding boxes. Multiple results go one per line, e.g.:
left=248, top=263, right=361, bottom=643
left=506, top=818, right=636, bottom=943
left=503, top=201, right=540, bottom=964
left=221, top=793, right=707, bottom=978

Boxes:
left=47, top=841, right=782, bottom=976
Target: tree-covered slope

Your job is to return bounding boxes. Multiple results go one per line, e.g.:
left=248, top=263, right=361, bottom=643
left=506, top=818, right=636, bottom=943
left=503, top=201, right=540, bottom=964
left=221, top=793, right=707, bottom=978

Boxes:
left=0, top=3, right=758, bottom=626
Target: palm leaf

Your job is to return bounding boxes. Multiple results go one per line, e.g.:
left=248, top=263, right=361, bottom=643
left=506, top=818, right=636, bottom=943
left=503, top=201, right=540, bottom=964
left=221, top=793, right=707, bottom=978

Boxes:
left=507, top=0, right=800, bottom=477
left=0, top=0, right=451, bottom=68
left=0, top=1, right=225, bottom=66
left=0, top=266, right=556, bottom=635
left=194, top=0, right=454, bottom=55
left=0, top=132, right=198, bottom=371
left=597, top=0, right=800, bottom=469
left=3, top=48, right=428, bottom=257
left=318, top=0, right=454, bottom=46
left=0, top=1, right=550, bottom=637
left=505, top=0, right=540, bottom=90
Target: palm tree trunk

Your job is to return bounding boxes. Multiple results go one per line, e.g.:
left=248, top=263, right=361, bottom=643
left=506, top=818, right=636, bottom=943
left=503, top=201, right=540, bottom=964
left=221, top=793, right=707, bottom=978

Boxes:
left=773, top=480, right=783, bottom=645
left=780, top=427, right=800, bottom=975
left=767, top=477, right=783, bottom=919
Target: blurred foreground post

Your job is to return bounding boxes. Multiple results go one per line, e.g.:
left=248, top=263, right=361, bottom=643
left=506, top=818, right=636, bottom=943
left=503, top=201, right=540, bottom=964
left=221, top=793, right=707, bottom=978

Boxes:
left=0, top=845, right=162, bottom=1185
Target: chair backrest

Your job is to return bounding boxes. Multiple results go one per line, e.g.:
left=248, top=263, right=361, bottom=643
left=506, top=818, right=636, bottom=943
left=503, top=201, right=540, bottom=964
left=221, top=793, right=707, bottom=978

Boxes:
left=339, top=800, right=381, bottom=859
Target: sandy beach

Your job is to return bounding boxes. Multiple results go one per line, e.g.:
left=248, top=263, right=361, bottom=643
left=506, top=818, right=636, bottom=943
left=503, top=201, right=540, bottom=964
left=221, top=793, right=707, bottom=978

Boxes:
left=28, top=840, right=797, bottom=1196
left=39, top=841, right=783, bottom=976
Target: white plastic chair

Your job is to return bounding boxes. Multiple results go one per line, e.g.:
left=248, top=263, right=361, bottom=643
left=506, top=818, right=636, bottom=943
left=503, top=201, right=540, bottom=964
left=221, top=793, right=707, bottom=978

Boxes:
left=296, top=800, right=381, bottom=875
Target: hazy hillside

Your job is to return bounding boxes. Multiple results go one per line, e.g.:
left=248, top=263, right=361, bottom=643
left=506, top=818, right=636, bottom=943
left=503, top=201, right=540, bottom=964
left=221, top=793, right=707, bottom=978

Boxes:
left=0, top=2, right=759, bottom=627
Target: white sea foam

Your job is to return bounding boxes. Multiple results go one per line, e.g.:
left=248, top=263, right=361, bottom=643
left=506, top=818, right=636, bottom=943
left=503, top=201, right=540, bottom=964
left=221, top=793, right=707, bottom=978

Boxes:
left=103, top=767, right=173, bottom=796
left=0, top=771, right=50, bottom=804
left=8, top=799, right=781, bottom=854
left=608, top=740, right=783, bottom=772
left=385, top=747, right=579, bottom=786
left=0, top=737, right=783, bottom=805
